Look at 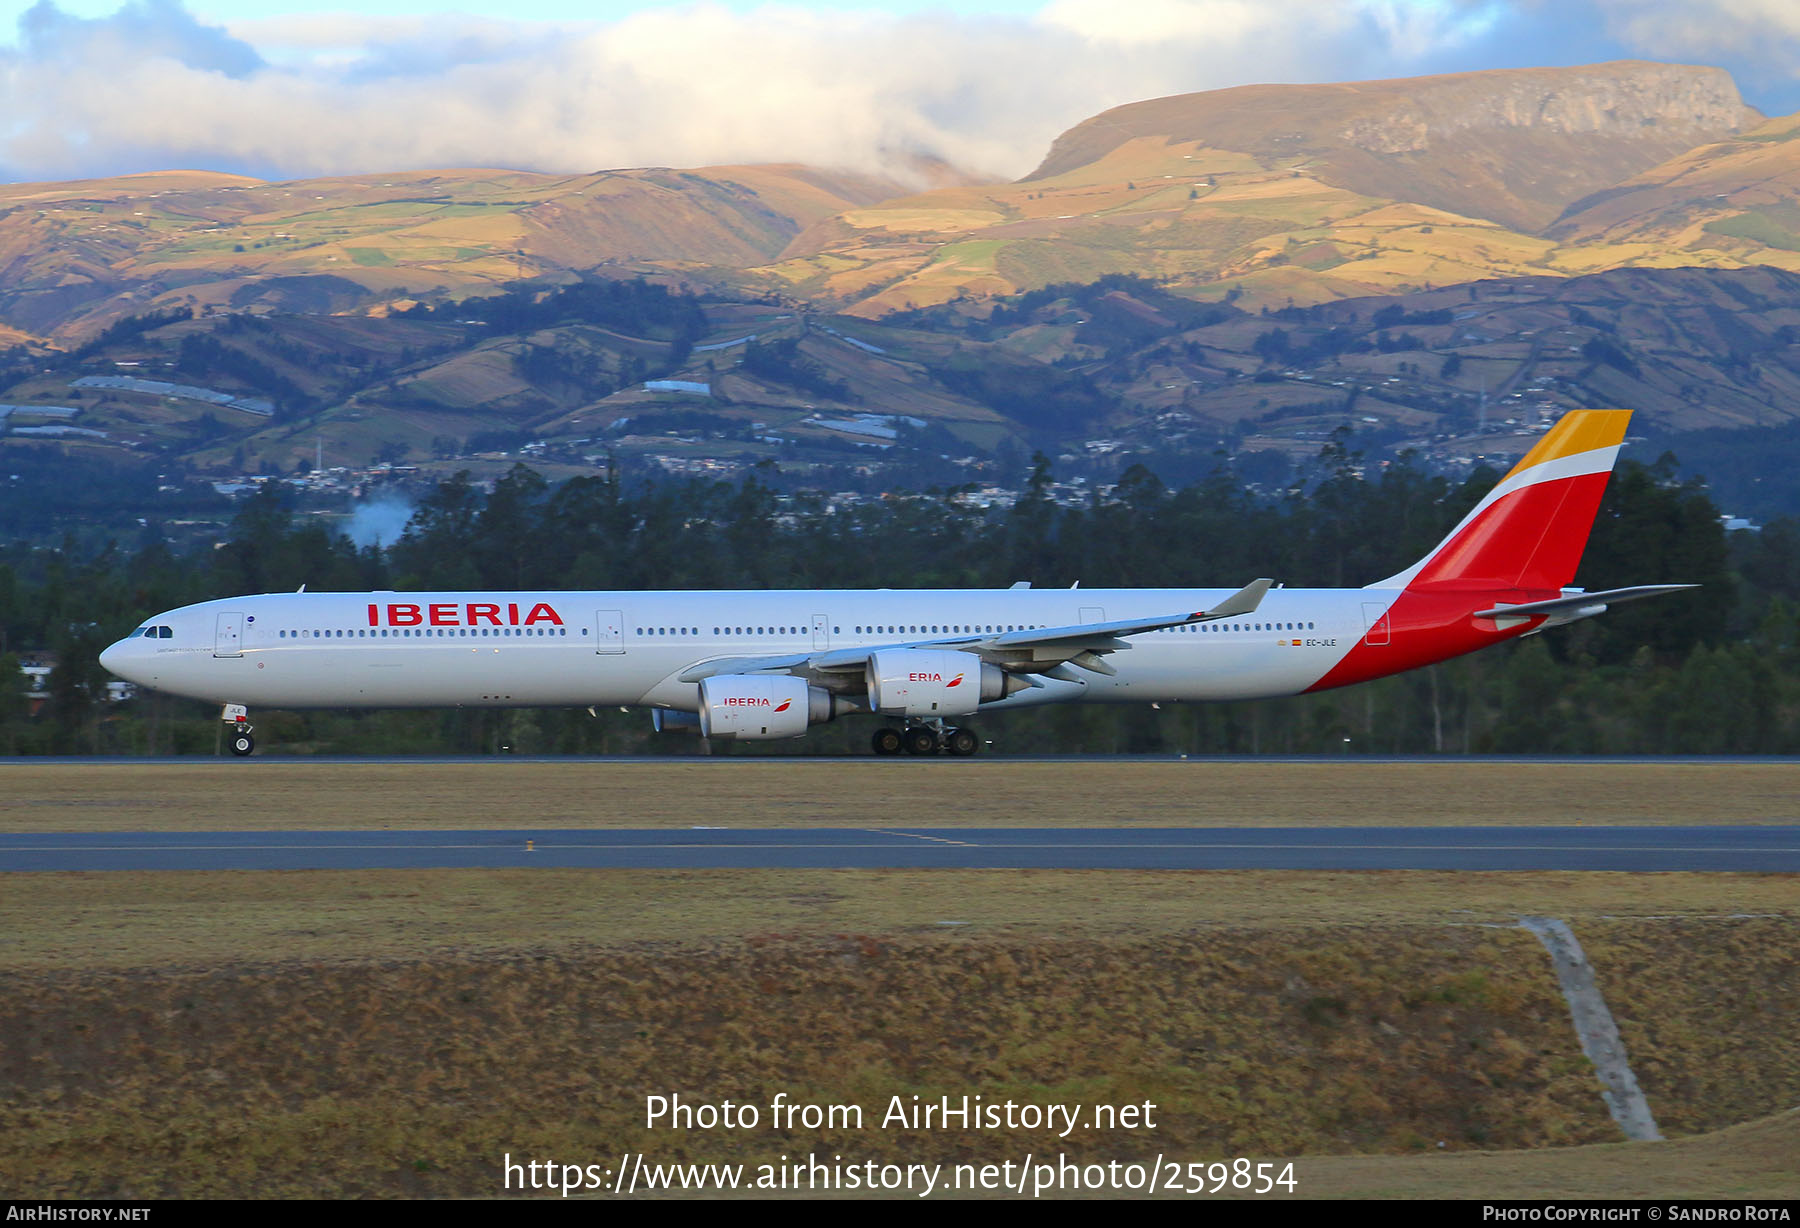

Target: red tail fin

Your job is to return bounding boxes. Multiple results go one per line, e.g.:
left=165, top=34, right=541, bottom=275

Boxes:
left=1376, top=410, right=1630, bottom=593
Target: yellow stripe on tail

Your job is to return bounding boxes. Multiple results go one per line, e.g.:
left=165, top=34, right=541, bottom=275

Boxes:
left=1502, top=409, right=1631, bottom=481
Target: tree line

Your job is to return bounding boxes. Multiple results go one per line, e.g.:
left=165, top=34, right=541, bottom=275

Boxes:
left=2, top=442, right=1793, bottom=756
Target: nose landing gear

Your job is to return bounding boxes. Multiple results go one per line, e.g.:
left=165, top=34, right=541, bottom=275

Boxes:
left=870, top=719, right=982, bottom=757
left=223, top=703, right=255, bottom=756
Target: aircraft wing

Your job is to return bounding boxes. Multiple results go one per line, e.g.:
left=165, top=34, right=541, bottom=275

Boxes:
left=990, top=577, right=1273, bottom=648
left=1474, top=584, right=1698, bottom=620
left=677, top=577, right=1273, bottom=684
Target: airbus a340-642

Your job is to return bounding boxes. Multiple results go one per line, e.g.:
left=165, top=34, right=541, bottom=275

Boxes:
left=101, top=410, right=1691, bottom=756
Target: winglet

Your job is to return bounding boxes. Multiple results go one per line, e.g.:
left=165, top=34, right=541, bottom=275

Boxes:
left=1196, top=577, right=1273, bottom=621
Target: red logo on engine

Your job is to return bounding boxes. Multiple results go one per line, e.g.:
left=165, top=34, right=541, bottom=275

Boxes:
left=946, top=673, right=964, bottom=688
left=773, top=700, right=792, bottom=712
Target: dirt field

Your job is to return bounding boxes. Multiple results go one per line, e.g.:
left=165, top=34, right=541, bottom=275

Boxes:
left=4, top=759, right=1797, bottom=831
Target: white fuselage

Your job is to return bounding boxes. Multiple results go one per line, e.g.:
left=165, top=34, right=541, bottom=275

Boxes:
left=100, top=586, right=1390, bottom=712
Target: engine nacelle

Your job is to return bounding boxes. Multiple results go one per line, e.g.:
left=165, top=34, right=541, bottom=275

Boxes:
left=697, top=674, right=836, bottom=741
left=865, top=649, right=1006, bottom=718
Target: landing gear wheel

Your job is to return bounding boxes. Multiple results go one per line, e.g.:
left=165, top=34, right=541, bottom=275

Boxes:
left=871, top=727, right=903, bottom=756
left=945, top=727, right=979, bottom=757
left=902, top=727, right=939, bottom=756
left=229, top=732, right=255, bottom=757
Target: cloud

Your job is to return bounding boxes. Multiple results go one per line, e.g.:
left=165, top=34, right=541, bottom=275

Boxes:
left=1590, top=0, right=1800, bottom=80
left=1595, top=0, right=1800, bottom=50
left=0, top=0, right=1783, bottom=185
left=19, top=0, right=262, bottom=76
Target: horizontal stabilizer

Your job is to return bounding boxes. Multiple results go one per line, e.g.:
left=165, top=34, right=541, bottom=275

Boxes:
left=1475, top=584, right=1698, bottom=620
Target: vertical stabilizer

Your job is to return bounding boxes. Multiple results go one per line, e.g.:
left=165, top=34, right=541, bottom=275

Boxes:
left=1373, top=410, right=1630, bottom=592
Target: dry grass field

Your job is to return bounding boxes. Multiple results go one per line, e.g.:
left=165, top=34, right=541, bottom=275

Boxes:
left=2, top=904, right=1795, bottom=1198
left=3, top=759, right=1797, bottom=833
left=2, top=760, right=1795, bottom=1199
left=5, top=866, right=1798, bottom=971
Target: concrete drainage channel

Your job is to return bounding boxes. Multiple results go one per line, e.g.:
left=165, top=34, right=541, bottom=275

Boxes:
left=1519, top=916, right=1663, bottom=1142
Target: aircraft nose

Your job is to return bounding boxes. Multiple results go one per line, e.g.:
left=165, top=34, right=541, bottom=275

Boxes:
left=99, top=639, right=129, bottom=678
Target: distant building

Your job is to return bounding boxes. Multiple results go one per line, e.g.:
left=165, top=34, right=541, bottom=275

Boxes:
left=693, top=334, right=758, bottom=353
left=72, top=375, right=274, bottom=417
left=18, top=656, right=134, bottom=715
left=805, top=413, right=926, bottom=441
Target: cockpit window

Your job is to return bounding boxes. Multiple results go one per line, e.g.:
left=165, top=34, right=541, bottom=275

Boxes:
left=140, top=625, right=173, bottom=639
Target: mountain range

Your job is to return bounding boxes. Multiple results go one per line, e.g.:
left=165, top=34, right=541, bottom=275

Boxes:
left=8, top=58, right=1800, bottom=506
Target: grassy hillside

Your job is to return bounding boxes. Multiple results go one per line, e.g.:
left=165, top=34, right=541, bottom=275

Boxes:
left=878, top=265, right=1800, bottom=472
left=1031, top=62, right=1757, bottom=232
left=746, top=129, right=1800, bottom=319
left=0, top=61, right=1786, bottom=344
left=0, top=278, right=1033, bottom=475
left=745, top=62, right=1774, bottom=317
left=1549, top=112, right=1800, bottom=270
left=14, top=263, right=1800, bottom=479
left=0, top=164, right=909, bottom=343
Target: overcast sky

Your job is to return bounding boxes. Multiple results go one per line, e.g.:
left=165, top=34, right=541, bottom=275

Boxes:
left=3, top=0, right=1799, bottom=184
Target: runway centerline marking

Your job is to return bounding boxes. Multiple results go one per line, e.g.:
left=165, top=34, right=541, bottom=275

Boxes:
left=863, top=829, right=978, bottom=846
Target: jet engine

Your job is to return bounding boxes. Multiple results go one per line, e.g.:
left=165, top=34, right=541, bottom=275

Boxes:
left=865, top=649, right=1016, bottom=717
left=697, top=674, right=839, bottom=741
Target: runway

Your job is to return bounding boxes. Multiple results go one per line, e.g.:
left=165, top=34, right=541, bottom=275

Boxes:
left=8, top=755, right=1800, bottom=766
left=3, top=826, right=1796, bottom=872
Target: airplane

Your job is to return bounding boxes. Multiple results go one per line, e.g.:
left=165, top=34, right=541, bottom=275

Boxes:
left=99, top=409, right=1692, bottom=757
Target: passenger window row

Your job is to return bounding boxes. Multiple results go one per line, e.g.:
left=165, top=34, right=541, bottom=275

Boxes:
left=853, top=624, right=1043, bottom=635
left=632, top=624, right=1048, bottom=637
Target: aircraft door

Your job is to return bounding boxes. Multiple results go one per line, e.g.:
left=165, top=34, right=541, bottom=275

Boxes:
left=1361, top=602, right=1391, bottom=646
left=1080, top=606, right=1106, bottom=625
left=214, top=611, right=245, bottom=658
left=595, top=610, right=624, bottom=654
left=811, top=613, right=829, bottom=651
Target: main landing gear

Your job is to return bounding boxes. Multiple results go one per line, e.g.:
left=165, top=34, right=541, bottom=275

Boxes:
left=870, top=720, right=981, bottom=757
left=223, top=703, right=255, bottom=757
